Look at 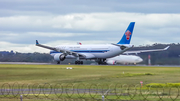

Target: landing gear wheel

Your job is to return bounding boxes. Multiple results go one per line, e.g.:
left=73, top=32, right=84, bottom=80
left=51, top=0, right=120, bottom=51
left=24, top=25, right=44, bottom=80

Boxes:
left=80, top=61, right=83, bottom=64
left=75, top=61, right=83, bottom=65
left=97, top=59, right=106, bottom=65
left=75, top=61, right=77, bottom=64
left=57, top=61, right=60, bottom=64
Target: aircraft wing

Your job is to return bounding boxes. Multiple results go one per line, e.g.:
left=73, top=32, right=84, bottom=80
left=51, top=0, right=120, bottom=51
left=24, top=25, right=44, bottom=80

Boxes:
left=35, top=40, right=86, bottom=57
left=124, top=46, right=169, bottom=54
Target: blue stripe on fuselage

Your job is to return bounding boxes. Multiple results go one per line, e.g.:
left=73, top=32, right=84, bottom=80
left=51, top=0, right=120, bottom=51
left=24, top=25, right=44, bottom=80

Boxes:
left=50, top=50, right=109, bottom=54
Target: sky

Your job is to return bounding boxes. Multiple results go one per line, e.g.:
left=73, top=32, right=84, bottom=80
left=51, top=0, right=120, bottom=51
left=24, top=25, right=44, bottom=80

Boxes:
left=0, top=0, right=180, bottom=53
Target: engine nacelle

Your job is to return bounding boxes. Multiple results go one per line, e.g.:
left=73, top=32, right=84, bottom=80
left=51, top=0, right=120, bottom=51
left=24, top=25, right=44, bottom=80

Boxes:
left=54, top=54, right=66, bottom=61
left=106, top=60, right=116, bottom=65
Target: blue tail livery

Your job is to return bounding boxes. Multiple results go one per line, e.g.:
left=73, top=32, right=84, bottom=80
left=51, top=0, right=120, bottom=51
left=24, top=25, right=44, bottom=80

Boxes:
left=36, top=40, right=39, bottom=45
left=117, top=22, right=135, bottom=44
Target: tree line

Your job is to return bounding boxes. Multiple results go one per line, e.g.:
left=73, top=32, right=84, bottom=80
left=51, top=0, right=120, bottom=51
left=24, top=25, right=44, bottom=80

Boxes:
left=133, top=43, right=180, bottom=65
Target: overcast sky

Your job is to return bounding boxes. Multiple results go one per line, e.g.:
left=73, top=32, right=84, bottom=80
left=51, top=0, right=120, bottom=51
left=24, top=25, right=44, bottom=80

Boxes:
left=0, top=0, right=180, bottom=53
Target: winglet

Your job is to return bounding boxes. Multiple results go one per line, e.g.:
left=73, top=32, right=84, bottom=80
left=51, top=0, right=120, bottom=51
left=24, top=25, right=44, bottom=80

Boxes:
left=164, top=46, right=170, bottom=50
left=36, top=40, right=39, bottom=45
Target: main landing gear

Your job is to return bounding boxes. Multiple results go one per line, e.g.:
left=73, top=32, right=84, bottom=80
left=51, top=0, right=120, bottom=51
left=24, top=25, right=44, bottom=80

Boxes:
left=97, top=59, right=106, bottom=65
left=75, top=61, right=83, bottom=65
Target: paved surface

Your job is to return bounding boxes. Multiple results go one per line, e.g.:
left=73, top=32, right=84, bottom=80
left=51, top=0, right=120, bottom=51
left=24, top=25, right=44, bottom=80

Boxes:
left=0, top=62, right=51, bottom=65
left=0, top=62, right=179, bottom=67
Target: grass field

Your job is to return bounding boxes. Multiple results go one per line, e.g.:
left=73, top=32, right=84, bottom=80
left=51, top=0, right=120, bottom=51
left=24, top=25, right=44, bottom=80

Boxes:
left=1, top=64, right=180, bottom=101
left=0, top=64, right=180, bottom=85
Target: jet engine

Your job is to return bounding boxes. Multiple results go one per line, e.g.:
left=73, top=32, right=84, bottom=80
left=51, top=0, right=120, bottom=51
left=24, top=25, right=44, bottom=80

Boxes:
left=106, top=60, right=116, bottom=65
left=54, top=54, right=66, bottom=61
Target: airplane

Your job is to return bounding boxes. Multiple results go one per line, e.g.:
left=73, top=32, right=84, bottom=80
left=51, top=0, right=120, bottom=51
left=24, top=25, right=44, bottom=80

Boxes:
left=105, top=46, right=170, bottom=65
left=36, top=22, right=135, bottom=64
left=106, top=55, right=143, bottom=65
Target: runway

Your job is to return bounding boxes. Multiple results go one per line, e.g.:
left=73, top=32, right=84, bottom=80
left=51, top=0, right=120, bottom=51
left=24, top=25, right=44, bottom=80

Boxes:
left=0, top=62, right=51, bottom=65
left=0, top=62, right=179, bottom=67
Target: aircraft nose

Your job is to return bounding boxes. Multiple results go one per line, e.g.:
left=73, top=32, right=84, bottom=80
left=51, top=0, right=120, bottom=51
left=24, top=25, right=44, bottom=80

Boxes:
left=138, top=57, right=143, bottom=62
left=135, top=57, right=143, bottom=63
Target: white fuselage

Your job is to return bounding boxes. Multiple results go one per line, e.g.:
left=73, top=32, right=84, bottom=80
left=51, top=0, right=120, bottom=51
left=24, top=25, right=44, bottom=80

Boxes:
left=50, top=44, right=126, bottom=59
left=107, top=55, right=143, bottom=64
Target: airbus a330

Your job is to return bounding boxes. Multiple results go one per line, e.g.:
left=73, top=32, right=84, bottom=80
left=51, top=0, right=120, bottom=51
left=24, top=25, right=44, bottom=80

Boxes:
left=36, top=22, right=135, bottom=64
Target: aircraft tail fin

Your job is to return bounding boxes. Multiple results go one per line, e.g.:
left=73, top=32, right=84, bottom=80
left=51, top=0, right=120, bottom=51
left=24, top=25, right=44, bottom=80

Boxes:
left=117, top=22, right=135, bottom=44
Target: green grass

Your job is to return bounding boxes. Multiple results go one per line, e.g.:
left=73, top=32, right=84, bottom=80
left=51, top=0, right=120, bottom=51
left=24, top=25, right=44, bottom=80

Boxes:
left=1, top=64, right=180, bottom=100
left=0, top=64, right=180, bottom=85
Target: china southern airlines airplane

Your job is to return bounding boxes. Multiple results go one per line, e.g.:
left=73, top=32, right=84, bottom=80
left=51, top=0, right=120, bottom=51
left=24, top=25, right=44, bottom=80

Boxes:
left=36, top=22, right=135, bottom=64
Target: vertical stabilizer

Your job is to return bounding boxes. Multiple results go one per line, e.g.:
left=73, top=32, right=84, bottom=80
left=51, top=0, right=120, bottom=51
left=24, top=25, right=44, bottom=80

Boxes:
left=117, top=22, right=135, bottom=44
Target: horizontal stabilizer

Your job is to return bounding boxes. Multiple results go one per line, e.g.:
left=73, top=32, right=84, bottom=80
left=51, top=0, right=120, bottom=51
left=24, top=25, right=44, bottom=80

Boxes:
left=111, top=43, right=134, bottom=54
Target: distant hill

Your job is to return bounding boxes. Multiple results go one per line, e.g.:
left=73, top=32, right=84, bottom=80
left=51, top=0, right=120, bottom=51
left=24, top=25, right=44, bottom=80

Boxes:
left=132, top=43, right=180, bottom=65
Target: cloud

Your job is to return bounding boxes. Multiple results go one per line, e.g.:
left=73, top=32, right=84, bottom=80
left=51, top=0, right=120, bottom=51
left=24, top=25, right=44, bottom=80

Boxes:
left=28, top=32, right=89, bottom=37
left=0, top=0, right=180, bottom=17
left=1, top=0, right=180, bottom=54
left=0, top=41, right=46, bottom=53
left=0, top=12, right=180, bottom=53
left=1, top=13, right=180, bottom=31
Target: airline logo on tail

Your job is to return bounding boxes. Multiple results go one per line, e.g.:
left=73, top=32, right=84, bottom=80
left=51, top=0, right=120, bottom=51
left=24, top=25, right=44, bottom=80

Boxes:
left=117, top=22, right=135, bottom=44
left=125, top=30, right=131, bottom=40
